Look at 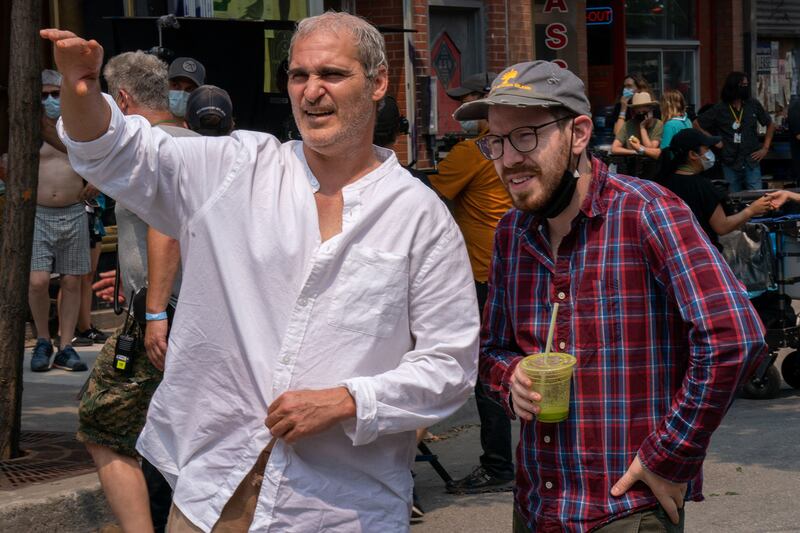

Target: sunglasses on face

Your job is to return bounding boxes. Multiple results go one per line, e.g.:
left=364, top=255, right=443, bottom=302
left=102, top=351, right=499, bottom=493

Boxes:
left=42, top=90, right=60, bottom=100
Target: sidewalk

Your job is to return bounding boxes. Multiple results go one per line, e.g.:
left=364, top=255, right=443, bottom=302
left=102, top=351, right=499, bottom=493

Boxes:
left=3, top=343, right=114, bottom=533
left=412, top=352, right=800, bottom=533
left=4, top=339, right=800, bottom=532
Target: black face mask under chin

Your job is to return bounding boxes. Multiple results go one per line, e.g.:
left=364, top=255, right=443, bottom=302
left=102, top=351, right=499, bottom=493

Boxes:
left=531, top=166, right=579, bottom=219
left=529, top=122, right=580, bottom=219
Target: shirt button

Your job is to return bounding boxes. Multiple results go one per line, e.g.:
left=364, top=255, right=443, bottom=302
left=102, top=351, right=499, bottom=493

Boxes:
left=297, top=297, right=308, bottom=306
left=543, top=435, right=551, bottom=443
left=558, top=341, right=566, bottom=350
left=281, top=356, right=290, bottom=364
left=557, top=292, right=566, bottom=300
left=545, top=481, right=553, bottom=489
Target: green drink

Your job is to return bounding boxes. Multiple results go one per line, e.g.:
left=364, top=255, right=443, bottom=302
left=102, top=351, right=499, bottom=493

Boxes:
left=520, top=353, right=576, bottom=423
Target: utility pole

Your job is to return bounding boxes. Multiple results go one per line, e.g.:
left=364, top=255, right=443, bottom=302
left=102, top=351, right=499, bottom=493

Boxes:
left=0, top=0, right=41, bottom=460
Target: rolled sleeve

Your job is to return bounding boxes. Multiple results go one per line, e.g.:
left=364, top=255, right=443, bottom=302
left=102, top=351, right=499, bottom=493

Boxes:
left=340, top=377, right=379, bottom=446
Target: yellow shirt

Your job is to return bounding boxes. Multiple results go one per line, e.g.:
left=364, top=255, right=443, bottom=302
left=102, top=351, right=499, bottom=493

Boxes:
left=429, top=135, right=513, bottom=282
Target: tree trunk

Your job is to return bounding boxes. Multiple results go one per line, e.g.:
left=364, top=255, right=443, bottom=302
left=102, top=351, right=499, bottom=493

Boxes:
left=0, top=0, right=42, bottom=460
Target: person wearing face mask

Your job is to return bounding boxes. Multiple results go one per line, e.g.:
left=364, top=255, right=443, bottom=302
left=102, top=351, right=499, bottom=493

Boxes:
left=446, top=72, right=496, bottom=136
left=657, top=128, right=772, bottom=251
left=612, top=74, right=653, bottom=136
left=428, top=73, right=516, bottom=495
left=167, top=56, right=206, bottom=120
left=17, top=69, right=96, bottom=373
left=695, top=72, right=775, bottom=192
left=610, top=91, right=663, bottom=161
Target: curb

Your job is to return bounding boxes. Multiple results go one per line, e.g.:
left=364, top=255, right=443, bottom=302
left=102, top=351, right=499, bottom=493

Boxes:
left=0, top=473, right=113, bottom=533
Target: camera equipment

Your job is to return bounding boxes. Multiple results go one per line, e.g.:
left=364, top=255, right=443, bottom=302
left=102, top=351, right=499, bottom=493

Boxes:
left=146, top=14, right=181, bottom=62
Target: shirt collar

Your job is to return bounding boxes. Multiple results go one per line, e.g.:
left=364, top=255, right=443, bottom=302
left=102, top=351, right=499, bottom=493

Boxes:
left=292, top=142, right=397, bottom=193
left=580, top=156, right=610, bottom=219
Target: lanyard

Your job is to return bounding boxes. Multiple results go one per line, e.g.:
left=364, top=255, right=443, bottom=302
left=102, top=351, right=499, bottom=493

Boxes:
left=729, top=104, right=744, bottom=126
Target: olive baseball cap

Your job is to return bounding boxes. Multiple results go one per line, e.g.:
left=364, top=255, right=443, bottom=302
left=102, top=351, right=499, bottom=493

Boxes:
left=453, top=60, right=591, bottom=121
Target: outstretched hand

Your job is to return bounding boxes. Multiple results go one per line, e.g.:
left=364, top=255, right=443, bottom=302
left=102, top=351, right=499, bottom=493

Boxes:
left=92, top=270, right=124, bottom=304
left=40, top=29, right=103, bottom=97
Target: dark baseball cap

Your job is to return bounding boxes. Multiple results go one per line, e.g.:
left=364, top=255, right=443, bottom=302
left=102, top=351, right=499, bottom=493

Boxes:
left=669, top=128, right=721, bottom=152
left=446, top=72, right=497, bottom=100
left=168, top=57, right=206, bottom=88
left=185, top=85, right=233, bottom=136
left=453, top=60, right=591, bottom=120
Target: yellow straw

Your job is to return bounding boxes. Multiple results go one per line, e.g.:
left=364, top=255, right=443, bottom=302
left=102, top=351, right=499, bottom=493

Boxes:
left=544, top=302, right=559, bottom=355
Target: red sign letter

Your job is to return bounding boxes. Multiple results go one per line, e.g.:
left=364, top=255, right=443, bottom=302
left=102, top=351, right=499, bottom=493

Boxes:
left=544, top=23, right=568, bottom=50
left=544, top=0, right=568, bottom=13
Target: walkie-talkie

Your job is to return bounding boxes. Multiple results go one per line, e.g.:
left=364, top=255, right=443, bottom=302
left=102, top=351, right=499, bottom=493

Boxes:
left=114, top=292, right=137, bottom=376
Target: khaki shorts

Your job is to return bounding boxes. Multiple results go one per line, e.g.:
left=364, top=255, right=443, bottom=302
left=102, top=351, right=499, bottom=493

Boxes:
left=77, top=324, right=163, bottom=457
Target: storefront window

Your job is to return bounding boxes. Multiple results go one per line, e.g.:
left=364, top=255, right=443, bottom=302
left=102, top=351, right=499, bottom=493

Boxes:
left=625, top=0, right=696, bottom=40
left=628, top=48, right=696, bottom=104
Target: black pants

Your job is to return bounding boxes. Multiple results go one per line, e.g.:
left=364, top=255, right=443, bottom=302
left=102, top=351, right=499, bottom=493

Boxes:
left=475, top=281, right=514, bottom=480
left=142, top=458, right=172, bottom=533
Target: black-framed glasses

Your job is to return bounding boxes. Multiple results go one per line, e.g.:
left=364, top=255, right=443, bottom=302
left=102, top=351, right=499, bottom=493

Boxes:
left=476, top=116, right=573, bottom=160
left=42, top=90, right=60, bottom=100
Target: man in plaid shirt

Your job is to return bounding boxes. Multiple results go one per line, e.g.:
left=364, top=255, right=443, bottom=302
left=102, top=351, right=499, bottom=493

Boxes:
left=454, top=61, right=767, bottom=532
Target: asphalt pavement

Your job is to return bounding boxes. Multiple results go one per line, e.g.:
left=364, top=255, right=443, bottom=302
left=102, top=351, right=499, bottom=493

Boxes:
left=13, top=344, right=800, bottom=533
left=412, top=351, right=800, bottom=533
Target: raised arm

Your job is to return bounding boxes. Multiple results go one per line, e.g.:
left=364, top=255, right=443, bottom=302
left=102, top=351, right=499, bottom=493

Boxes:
left=40, top=29, right=110, bottom=142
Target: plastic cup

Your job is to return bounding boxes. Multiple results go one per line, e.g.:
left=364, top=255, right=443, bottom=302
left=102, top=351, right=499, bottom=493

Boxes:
left=519, top=353, right=576, bottom=423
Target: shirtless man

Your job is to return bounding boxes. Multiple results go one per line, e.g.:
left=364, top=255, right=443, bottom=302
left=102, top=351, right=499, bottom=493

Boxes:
left=28, top=69, right=91, bottom=371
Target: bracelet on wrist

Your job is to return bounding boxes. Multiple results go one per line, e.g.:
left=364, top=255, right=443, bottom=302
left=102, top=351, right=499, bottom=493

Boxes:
left=145, top=311, right=169, bottom=321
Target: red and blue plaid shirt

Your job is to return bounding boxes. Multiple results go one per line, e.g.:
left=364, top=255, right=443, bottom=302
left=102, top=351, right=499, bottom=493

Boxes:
left=480, top=158, right=767, bottom=532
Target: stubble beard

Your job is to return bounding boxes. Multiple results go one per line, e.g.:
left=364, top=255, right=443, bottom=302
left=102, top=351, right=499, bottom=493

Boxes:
left=503, top=140, right=569, bottom=213
left=295, top=84, right=375, bottom=152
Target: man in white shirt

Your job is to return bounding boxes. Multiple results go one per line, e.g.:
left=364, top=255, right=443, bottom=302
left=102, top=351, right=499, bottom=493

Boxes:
left=43, top=11, right=478, bottom=533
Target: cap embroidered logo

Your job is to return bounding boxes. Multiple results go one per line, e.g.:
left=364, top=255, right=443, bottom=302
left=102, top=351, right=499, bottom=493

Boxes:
left=495, top=69, right=532, bottom=92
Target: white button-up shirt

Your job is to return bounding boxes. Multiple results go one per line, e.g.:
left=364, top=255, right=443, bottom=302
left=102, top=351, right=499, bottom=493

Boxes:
left=60, top=96, right=479, bottom=532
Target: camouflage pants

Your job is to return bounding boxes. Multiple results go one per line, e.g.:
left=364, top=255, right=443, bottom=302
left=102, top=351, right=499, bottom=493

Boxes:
left=77, top=324, right=162, bottom=457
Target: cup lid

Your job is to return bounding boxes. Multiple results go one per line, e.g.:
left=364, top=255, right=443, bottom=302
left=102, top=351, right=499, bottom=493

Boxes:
left=520, top=353, right=576, bottom=373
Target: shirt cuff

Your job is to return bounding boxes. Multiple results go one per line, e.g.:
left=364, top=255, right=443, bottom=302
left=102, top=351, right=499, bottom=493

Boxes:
left=637, top=434, right=705, bottom=483
left=57, top=93, right=124, bottom=160
left=499, top=357, right=523, bottom=420
left=339, top=377, right=378, bottom=446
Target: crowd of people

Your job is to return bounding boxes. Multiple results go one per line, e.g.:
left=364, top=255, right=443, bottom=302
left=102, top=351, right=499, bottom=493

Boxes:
left=0, top=8, right=787, bottom=532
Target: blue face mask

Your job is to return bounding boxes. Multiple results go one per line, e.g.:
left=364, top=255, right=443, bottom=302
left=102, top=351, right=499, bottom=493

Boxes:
left=169, top=90, right=190, bottom=117
left=622, top=88, right=635, bottom=99
left=701, top=150, right=716, bottom=171
left=43, top=95, right=61, bottom=119
left=460, top=120, right=480, bottom=134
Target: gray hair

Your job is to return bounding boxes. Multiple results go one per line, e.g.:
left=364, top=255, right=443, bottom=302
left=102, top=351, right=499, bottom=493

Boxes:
left=289, top=11, right=388, bottom=79
left=42, top=69, right=62, bottom=87
left=103, top=51, right=169, bottom=111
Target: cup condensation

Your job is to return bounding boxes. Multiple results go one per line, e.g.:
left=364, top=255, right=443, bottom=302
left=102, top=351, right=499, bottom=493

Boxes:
left=519, top=353, right=576, bottom=423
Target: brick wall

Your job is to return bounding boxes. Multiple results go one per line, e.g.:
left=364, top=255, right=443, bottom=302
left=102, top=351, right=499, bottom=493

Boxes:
left=710, top=0, right=746, bottom=105
left=355, top=0, right=413, bottom=163
left=356, top=0, right=537, bottom=168
left=506, top=0, right=535, bottom=65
